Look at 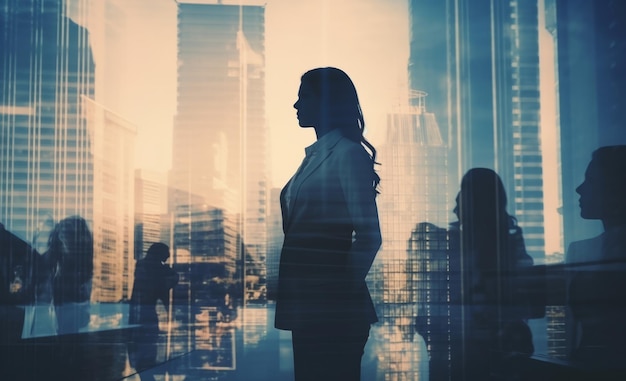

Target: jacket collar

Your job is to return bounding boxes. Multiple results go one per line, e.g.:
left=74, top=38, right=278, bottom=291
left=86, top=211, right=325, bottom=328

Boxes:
left=283, top=129, right=345, bottom=231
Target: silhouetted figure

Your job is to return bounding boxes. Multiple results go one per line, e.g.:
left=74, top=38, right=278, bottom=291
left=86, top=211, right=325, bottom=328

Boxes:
left=565, top=146, right=626, bottom=369
left=38, top=215, right=94, bottom=334
left=418, top=168, right=534, bottom=381
left=0, top=223, right=39, bottom=343
left=128, top=243, right=178, bottom=376
left=275, top=67, right=382, bottom=381
left=15, top=215, right=97, bottom=379
left=452, top=168, right=535, bottom=380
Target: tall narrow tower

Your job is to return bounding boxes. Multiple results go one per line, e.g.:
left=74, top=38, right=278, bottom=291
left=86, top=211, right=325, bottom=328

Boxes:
left=172, top=1, right=267, bottom=304
left=373, top=91, right=449, bottom=380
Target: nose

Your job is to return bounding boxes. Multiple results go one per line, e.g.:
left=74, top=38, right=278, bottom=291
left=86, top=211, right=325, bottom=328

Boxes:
left=575, top=182, right=583, bottom=195
left=293, top=99, right=299, bottom=109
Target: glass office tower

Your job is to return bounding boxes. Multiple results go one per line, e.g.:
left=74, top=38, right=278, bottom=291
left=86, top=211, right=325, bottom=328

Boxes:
left=171, top=1, right=268, bottom=306
left=0, top=0, right=95, bottom=244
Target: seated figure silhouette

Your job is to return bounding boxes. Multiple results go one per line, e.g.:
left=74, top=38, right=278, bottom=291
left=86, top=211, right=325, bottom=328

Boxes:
left=417, top=168, right=535, bottom=381
left=565, top=146, right=626, bottom=369
left=130, top=242, right=179, bottom=330
left=128, top=243, right=178, bottom=376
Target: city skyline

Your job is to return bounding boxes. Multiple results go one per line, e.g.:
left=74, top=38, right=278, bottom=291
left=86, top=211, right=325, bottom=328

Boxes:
left=89, top=0, right=410, bottom=189
left=3, top=0, right=626, bottom=379
left=68, top=0, right=569, bottom=254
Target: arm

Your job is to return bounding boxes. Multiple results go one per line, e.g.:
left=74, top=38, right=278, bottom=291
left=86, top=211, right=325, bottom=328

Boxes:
left=338, top=144, right=382, bottom=282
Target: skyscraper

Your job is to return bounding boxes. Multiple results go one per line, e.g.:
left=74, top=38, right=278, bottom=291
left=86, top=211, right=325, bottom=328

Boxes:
left=374, top=91, right=448, bottom=379
left=172, top=0, right=267, bottom=304
left=409, top=0, right=546, bottom=261
left=0, top=0, right=95, bottom=243
left=134, top=169, right=169, bottom=260
left=84, top=97, right=136, bottom=302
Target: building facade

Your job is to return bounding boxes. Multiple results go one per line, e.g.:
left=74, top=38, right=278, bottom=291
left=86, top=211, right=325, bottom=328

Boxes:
left=409, top=0, right=546, bottom=261
left=0, top=0, right=95, bottom=244
left=84, top=97, right=136, bottom=302
left=171, top=0, right=267, bottom=305
left=134, top=169, right=170, bottom=260
left=373, top=92, right=449, bottom=380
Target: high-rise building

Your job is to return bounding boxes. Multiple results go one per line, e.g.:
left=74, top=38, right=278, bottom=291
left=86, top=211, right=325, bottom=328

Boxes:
left=172, top=0, right=267, bottom=304
left=1, top=0, right=138, bottom=304
left=83, top=97, right=136, bottom=302
left=409, top=0, right=546, bottom=261
left=373, top=91, right=448, bottom=379
left=410, top=222, right=450, bottom=381
left=134, top=169, right=169, bottom=260
left=0, top=0, right=95, bottom=244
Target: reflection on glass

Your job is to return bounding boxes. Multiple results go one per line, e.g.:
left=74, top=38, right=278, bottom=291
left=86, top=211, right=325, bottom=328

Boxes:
left=565, top=146, right=626, bottom=368
left=1, top=0, right=625, bottom=379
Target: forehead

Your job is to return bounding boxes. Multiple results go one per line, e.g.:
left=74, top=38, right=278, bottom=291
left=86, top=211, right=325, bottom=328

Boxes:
left=585, top=160, right=602, bottom=179
left=298, top=80, right=316, bottom=95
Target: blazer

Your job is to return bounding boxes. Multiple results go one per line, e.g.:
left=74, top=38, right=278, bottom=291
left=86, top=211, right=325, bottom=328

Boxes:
left=275, top=129, right=381, bottom=330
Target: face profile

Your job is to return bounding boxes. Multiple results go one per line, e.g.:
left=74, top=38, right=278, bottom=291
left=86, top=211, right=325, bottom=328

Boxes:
left=575, top=146, right=626, bottom=227
left=576, top=160, right=605, bottom=220
left=293, top=80, right=320, bottom=128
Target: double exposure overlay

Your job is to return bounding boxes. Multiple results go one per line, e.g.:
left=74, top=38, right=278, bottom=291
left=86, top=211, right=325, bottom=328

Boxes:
left=1, top=0, right=625, bottom=380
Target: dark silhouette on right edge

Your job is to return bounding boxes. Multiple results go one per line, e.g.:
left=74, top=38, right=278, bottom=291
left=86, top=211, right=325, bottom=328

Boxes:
left=565, top=146, right=626, bottom=371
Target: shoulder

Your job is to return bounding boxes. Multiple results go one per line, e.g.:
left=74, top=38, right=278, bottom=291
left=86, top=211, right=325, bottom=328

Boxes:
left=566, top=235, right=603, bottom=264
left=333, top=138, right=371, bottom=164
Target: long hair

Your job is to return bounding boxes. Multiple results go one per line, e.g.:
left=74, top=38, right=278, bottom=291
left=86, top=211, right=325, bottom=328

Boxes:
left=145, top=242, right=170, bottom=262
left=300, top=67, right=381, bottom=193
left=47, top=215, right=93, bottom=304
left=456, top=168, right=519, bottom=271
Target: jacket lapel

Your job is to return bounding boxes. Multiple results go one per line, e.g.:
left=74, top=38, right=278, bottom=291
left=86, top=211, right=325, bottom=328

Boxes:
left=283, top=132, right=344, bottom=233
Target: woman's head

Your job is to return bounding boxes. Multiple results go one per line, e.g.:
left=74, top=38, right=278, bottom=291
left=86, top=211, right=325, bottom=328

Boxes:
left=295, top=67, right=380, bottom=192
left=576, top=145, right=626, bottom=224
left=146, top=242, right=170, bottom=263
left=455, top=168, right=508, bottom=227
left=455, top=168, right=518, bottom=270
left=47, top=215, right=93, bottom=303
left=295, top=67, right=366, bottom=141
left=48, top=216, right=93, bottom=265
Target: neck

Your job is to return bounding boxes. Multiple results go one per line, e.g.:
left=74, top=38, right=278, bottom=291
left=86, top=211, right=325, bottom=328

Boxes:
left=314, top=125, right=334, bottom=140
left=602, top=217, right=626, bottom=231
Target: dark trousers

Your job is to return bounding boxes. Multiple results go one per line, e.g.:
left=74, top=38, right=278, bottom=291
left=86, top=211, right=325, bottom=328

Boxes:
left=291, top=322, right=370, bottom=381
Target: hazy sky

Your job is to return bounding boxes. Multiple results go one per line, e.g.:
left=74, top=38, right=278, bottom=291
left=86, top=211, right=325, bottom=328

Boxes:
left=94, top=0, right=560, bottom=253
left=118, top=0, right=409, bottom=188
left=265, top=0, right=409, bottom=186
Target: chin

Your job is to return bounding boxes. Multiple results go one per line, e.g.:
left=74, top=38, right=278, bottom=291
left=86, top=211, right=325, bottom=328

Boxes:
left=579, top=209, right=600, bottom=220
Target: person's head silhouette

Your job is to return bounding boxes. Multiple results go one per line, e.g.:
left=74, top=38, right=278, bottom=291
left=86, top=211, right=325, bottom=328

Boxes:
left=295, top=67, right=363, bottom=137
left=294, top=67, right=380, bottom=192
left=145, top=242, right=170, bottom=263
left=453, top=168, right=530, bottom=270
left=576, top=145, right=626, bottom=230
left=454, top=167, right=508, bottom=228
left=47, top=215, right=93, bottom=304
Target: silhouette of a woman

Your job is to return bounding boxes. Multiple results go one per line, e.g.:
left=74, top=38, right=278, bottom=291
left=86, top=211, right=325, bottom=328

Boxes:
left=275, top=67, right=382, bottom=381
left=449, top=168, right=534, bottom=379
left=566, top=146, right=626, bottom=367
